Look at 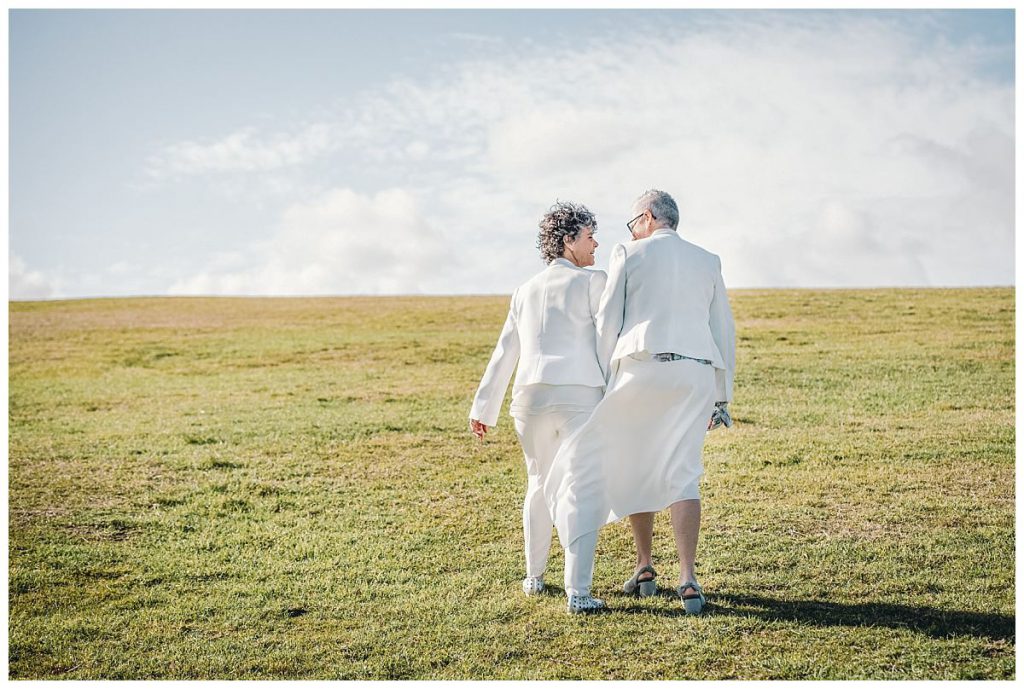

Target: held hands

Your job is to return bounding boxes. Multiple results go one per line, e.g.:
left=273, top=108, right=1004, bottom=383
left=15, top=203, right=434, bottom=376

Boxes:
left=469, top=419, right=489, bottom=440
left=707, top=402, right=732, bottom=431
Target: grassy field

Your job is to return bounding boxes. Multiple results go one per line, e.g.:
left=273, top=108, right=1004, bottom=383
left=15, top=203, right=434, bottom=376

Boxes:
left=8, top=288, right=1015, bottom=679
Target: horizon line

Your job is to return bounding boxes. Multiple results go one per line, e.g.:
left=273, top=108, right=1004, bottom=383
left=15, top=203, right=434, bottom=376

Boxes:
left=8, top=284, right=1016, bottom=304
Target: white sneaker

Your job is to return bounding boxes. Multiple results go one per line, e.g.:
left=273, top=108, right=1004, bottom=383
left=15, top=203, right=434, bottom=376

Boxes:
left=522, top=576, right=545, bottom=595
left=567, top=594, right=607, bottom=614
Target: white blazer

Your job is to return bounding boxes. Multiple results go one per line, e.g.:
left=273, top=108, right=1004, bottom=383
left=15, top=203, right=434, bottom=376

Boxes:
left=596, top=228, right=736, bottom=402
left=470, top=258, right=608, bottom=427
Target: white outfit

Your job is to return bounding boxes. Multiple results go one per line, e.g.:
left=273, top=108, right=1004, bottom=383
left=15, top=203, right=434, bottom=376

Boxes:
left=513, top=410, right=598, bottom=595
left=510, top=383, right=603, bottom=417
left=596, top=229, right=736, bottom=401
left=547, top=229, right=737, bottom=552
left=469, top=258, right=607, bottom=594
left=469, top=258, right=608, bottom=429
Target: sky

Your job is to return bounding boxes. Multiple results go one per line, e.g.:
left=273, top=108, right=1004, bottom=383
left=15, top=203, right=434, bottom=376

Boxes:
left=8, top=9, right=1016, bottom=299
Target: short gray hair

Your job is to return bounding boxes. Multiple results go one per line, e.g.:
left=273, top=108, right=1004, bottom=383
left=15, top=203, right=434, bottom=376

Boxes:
left=536, top=201, right=597, bottom=264
left=633, top=189, right=679, bottom=230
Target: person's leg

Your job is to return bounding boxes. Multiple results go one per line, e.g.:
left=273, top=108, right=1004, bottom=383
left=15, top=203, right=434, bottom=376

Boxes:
left=564, top=528, right=599, bottom=597
left=522, top=474, right=552, bottom=578
left=629, top=512, right=655, bottom=574
left=669, top=498, right=701, bottom=587
left=514, top=416, right=555, bottom=579
left=554, top=408, right=607, bottom=593
left=670, top=364, right=716, bottom=594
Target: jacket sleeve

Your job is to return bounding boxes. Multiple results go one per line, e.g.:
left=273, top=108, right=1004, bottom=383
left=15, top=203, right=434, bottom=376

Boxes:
left=587, top=269, right=608, bottom=320
left=595, top=244, right=627, bottom=381
left=469, top=290, right=521, bottom=427
left=709, top=256, right=736, bottom=403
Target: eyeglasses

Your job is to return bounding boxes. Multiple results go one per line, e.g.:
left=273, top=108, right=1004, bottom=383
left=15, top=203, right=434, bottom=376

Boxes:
left=626, top=211, right=656, bottom=234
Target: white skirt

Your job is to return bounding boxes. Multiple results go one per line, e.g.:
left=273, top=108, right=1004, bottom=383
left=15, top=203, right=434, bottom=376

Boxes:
left=544, top=354, right=718, bottom=548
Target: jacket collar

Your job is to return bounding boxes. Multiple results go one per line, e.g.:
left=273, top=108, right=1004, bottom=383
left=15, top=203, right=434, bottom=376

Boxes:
left=650, top=228, right=678, bottom=238
left=550, top=257, right=579, bottom=269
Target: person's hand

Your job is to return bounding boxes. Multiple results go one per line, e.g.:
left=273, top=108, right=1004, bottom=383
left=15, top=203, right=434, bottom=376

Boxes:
left=469, top=419, right=489, bottom=440
left=707, top=402, right=732, bottom=431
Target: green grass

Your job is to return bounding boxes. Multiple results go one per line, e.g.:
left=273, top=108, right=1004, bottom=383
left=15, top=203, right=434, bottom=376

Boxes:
left=8, top=289, right=1014, bottom=679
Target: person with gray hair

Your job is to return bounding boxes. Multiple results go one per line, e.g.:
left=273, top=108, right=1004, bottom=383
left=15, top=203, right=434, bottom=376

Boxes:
left=546, top=188, right=736, bottom=614
left=469, top=200, right=610, bottom=614
left=632, top=188, right=680, bottom=231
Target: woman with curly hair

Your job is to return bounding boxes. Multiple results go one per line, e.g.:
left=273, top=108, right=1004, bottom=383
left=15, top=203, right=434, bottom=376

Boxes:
left=469, top=200, right=608, bottom=614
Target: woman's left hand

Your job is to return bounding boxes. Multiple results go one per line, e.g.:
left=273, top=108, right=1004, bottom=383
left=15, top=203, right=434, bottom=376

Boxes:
left=470, top=419, right=489, bottom=440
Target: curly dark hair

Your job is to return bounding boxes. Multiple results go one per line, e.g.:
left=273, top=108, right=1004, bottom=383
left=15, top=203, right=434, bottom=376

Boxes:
left=536, top=201, right=597, bottom=264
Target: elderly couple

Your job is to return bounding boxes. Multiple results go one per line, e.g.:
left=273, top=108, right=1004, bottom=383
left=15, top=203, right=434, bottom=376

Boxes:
left=469, top=189, right=736, bottom=615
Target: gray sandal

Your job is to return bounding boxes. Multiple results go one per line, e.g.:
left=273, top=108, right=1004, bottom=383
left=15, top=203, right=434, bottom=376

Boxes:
left=677, top=580, right=706, bottom=614
left=623, top=565, right=658, bottom=597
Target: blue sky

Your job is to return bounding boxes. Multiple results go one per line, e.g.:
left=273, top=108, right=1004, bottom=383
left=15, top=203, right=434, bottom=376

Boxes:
left=9, top=9, right=1016, bottom=298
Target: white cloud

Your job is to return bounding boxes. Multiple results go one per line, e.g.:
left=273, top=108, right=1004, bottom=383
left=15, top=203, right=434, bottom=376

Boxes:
left=146, top=122, right=340, bottom=178
left=405, top=140, right=431, bottom=160
left=161, top=14, right=1014, bottom=293
left=9, top=255, right=62, bottom=300
left=168, top=187, right=457, bottom=296
left=447, top=32, right=505, bottom=46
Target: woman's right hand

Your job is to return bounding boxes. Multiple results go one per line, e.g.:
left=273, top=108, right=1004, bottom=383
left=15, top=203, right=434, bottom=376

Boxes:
left=469, top=419, right=488, bottom=440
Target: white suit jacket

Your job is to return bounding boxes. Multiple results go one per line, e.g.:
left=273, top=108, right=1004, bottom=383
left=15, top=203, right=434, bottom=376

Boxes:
left=470, top=258, right=608, bottom=427
left=596, top=228, right=736, bottom=402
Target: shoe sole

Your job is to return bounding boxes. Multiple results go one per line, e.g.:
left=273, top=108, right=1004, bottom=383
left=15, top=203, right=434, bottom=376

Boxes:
left=681, top=596, right=705, bottom=614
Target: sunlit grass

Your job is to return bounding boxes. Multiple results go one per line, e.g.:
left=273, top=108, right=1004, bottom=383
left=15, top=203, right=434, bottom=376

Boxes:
left=8, top=289, right=1014, bottom=679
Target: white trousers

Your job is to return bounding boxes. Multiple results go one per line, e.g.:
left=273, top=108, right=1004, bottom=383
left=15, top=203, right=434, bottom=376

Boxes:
left=512, top=410, right=596, bottom=595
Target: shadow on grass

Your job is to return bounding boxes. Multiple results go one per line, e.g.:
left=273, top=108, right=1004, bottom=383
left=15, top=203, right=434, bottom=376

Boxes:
left=613, top=591, right=1014, bottom=642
